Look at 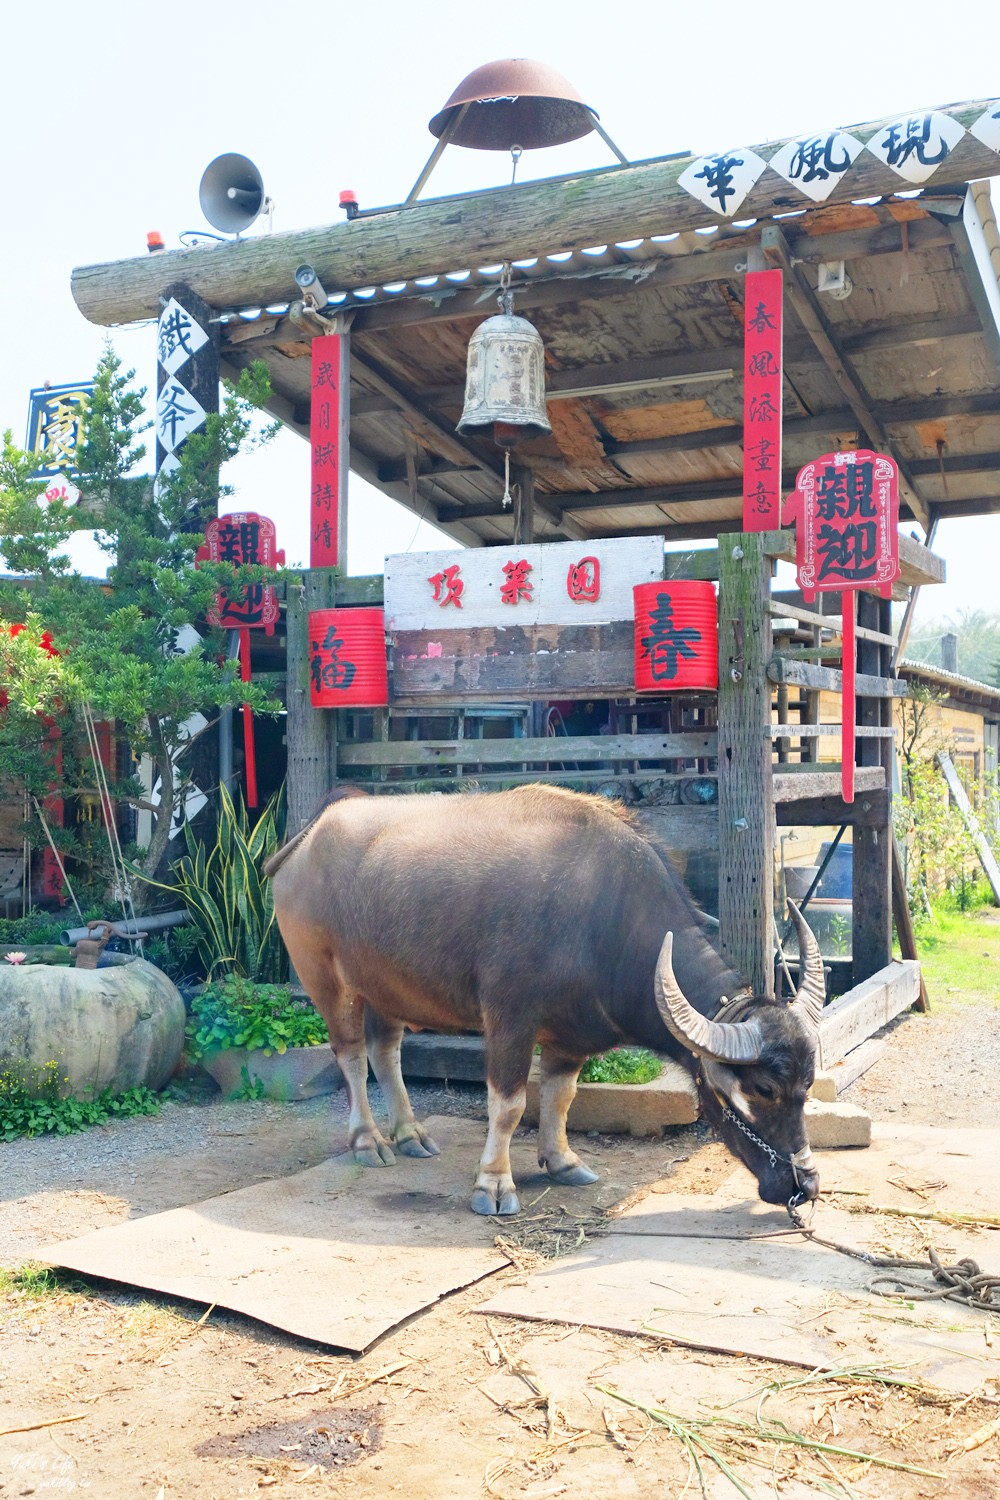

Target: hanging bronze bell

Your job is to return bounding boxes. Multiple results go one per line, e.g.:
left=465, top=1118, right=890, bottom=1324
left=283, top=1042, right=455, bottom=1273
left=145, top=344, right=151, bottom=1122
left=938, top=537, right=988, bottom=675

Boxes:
left=457, top=308, right=551, bottom=443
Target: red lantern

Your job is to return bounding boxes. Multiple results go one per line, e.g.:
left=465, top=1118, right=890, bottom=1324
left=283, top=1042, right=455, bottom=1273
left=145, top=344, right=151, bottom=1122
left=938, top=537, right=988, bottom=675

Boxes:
left=308, top=608, right=388, bottom=709
left=633, top=581, right=718, bottom=692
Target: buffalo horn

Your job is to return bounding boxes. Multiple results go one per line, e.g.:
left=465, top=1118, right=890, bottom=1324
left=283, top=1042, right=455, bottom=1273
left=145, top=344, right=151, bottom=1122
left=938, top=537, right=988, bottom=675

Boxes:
left=786, top=900, right=825, bottom=1030
left=654, top=932, right=764, bottom=1064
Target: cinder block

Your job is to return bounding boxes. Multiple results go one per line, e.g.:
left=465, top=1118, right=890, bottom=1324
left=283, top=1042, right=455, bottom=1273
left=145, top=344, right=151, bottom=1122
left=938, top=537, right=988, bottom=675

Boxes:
left=804, top=1099, right=872, bottom=1149
left=523, top=1058, right=699, bottom=1137
left=809, top=1073, right=838, bottom=1102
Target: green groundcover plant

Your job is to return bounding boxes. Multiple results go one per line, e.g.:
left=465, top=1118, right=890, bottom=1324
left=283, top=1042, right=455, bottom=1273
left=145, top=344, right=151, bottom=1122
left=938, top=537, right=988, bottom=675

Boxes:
left=186, top=975, right=328, bottom=1060
left=0, top=1059, right=160, bottom=1141
left=579, top=1047, right=662, bottom=1085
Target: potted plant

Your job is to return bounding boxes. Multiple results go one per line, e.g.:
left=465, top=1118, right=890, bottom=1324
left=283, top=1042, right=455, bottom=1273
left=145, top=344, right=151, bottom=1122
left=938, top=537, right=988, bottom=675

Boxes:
left=186, top=975, right=341, bottom=1101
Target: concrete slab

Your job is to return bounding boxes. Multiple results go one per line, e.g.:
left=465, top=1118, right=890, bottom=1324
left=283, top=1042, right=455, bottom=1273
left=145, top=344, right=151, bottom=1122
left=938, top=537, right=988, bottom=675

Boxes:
left=804, top=1099, right=872, bottom=1148
left=522, top=1058, right=699, bottom=1136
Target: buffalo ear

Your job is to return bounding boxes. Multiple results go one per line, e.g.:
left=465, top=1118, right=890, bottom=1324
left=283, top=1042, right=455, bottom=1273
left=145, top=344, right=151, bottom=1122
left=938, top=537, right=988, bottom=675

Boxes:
left=654, top=933, right=764, bottom=1065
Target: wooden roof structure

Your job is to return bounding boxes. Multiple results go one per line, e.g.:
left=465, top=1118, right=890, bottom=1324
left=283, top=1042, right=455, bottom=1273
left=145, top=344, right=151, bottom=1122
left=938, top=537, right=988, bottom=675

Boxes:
left=71, top=97, right=1000, bottom=549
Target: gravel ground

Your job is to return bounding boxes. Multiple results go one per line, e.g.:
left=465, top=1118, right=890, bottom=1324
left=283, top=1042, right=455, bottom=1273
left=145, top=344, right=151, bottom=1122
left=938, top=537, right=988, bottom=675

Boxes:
left=844, top=998, right=999, bottom=1127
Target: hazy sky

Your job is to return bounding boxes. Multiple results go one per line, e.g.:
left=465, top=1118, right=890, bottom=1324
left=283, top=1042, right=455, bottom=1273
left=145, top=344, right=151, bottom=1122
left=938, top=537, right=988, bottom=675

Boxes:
left=1, top=0, right=997, bottom=634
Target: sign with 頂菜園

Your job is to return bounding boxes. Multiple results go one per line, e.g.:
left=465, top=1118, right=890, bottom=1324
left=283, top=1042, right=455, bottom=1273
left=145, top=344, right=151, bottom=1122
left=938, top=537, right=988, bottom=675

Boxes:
left=384, top=536, right=664, bottom=632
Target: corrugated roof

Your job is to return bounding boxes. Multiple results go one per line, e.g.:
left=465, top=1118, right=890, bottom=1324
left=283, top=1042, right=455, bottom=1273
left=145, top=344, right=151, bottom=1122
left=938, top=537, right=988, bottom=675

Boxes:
left=901, top=657, right=1000, bottom=710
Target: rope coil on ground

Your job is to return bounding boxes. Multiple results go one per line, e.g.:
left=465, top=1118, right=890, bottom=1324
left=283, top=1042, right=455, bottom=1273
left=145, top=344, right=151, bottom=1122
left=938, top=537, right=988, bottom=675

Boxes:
left=802, top=1230, right=1000, bottom=1313
left=868, top=1245, right=1000, bottom=1312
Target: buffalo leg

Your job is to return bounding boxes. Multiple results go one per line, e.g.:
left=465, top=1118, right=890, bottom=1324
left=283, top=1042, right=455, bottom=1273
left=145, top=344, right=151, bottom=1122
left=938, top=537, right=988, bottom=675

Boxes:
left=471, top=1023, right=536, bottom=1217
left=537, top=1047, right=599, bottom=1187
left=305, top=978, right=394, bottom=1168
left=365, top=1009, right=441, bottom=1159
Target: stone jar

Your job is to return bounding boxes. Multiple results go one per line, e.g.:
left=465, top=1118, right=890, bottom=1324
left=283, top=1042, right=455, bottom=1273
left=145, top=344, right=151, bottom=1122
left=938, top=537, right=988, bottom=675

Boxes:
left=0, top=956, right=185, bottom=1098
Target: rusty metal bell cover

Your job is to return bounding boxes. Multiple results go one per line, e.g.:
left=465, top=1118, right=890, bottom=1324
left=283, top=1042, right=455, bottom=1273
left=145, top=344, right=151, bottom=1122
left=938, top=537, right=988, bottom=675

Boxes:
left=457, top=311, right=552, bottom=441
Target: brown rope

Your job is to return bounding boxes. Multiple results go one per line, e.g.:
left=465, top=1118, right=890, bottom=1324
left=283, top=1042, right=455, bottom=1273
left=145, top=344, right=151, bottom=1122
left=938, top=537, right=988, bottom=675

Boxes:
left=802, top=1230, right=1000, bottom=1313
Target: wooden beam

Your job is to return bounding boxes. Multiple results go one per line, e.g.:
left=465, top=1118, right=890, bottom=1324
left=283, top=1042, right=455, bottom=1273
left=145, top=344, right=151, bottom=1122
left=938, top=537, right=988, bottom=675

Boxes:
left=765, top=529, right=945, bottom=589
left=767, top=657, right=909, bottom=698
left=775, top=789, right=889, bottom=826
left=772, top=766, right=885, bottom=802
left=760, top=224, right=932, bottom=531
left=344, top=220, right=956, bottom=332
left=337, top=732, right=718, bottom=767
left=72, top=99, right=999, bottom=326
left=603, top=386, right=996, bottom=461
left=817, top=960, right=922, bottom=1067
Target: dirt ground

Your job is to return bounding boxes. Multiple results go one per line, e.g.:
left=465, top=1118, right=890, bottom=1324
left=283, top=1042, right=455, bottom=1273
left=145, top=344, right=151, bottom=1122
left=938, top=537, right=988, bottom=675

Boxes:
left=1, top=993, right=999, bottom=1497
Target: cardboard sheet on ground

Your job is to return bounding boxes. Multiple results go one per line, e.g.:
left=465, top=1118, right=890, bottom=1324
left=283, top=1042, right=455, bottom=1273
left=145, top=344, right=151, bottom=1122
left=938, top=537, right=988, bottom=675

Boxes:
left=480, top=1125, right=1000, bottom=1394
left=39, top=1117, right=508, bottom=1352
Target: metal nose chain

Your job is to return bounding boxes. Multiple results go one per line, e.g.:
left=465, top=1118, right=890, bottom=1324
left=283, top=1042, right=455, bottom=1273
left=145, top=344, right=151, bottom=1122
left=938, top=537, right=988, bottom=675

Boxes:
left=721, top=1105, right=815, bottom=1224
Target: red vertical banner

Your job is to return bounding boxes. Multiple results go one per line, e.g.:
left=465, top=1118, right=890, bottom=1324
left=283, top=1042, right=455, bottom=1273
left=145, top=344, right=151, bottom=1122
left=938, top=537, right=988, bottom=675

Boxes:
left=239, top=627, right=258, bottom=810
left=311, top=334, right=343, bottom=568
left=742, top=268, right=783, bottom=531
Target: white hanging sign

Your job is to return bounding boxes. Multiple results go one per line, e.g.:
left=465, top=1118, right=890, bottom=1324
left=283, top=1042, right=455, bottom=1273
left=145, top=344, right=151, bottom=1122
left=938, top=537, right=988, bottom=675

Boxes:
left=157, top=296, right=210, bottom=376
left=384, top=536, right=664, bottom=633
left=767, top=131, right=864, bottom=202
left=970, top=101, right=1000, bottom=154
left=864, top=111, right=967, bottom=183
left=677, top=148, right=767, bottom=217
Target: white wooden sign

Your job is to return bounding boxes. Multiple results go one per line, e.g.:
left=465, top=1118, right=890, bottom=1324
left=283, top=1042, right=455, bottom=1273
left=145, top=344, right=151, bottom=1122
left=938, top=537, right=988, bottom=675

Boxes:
left=384, top=536, right=664, bottom=632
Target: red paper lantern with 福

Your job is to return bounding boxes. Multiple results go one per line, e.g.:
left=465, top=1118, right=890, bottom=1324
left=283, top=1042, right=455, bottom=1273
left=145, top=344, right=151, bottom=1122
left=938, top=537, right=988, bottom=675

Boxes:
left=633, top=581, right=718, bottom=692
left=308, top=608, right=389, bottom=709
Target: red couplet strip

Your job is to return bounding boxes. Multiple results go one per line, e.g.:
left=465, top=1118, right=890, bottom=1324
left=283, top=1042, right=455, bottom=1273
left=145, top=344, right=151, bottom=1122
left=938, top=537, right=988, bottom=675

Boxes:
left=310, top=334, right=342, bottom=568
left=742, top=268, right=783, bottom=532
left=239, top=626, right=258, bottom=809
left=841, top=591, right=856, bottom=804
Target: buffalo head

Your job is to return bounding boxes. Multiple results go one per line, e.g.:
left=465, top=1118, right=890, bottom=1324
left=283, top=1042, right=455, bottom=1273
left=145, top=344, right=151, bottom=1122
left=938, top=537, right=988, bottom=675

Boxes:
left=655, top=901, right=822, bottom=1210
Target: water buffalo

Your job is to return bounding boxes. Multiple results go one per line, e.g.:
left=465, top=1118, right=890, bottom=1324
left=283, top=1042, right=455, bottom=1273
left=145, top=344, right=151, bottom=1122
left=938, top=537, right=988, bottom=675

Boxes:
left=265, top=784, right=822, bottom=1216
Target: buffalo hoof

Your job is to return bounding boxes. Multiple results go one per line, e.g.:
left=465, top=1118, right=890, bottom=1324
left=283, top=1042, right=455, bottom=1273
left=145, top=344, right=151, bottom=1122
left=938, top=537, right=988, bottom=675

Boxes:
left=394, top=1127, right=442, bottom=1159
left=470, top=1187, right=521, bottom=1217
left=354, top=1140, right=396, bottom=1168
left=546, top=1162, right=599, bottom=1187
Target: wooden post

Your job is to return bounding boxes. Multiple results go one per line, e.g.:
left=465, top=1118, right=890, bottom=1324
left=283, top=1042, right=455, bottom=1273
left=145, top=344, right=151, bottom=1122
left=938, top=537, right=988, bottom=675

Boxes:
left=718, top=532, right=776, bottom=997
left=513, top=465, right=535, bottom=545
left=851, top=592, right=893, bottom=984
left=286, top=570, right=338, bottom=836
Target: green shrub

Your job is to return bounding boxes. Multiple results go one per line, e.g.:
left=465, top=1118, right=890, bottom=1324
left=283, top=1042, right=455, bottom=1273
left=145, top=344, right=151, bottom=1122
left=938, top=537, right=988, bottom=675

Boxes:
left=579, top=1047, right=662, bottom=1085
left=137, top=784, right=288, bottom=983
left=0, top=1058, right=160, bottom=1141
left=186, top=975, right=328, bottom=1060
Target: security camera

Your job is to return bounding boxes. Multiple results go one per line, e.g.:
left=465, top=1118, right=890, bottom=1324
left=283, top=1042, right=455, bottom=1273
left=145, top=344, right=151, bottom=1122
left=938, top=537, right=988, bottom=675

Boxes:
left=294, top=264, right=328, bottom=310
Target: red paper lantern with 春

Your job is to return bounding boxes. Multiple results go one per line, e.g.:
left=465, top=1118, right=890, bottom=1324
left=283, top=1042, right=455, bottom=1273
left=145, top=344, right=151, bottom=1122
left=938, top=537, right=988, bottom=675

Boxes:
left=308, top=608, right=388, bottom=709
left=633, top=582, right=718, bottom=692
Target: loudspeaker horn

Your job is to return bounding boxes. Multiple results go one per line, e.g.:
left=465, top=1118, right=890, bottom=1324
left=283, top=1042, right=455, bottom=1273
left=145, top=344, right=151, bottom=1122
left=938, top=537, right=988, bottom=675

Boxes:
left=199, top=153, right=265, bottom=234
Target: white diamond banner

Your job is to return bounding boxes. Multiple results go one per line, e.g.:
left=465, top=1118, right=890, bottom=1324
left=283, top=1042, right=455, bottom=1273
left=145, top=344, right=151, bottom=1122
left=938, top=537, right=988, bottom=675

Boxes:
left=157, top=297, right=209, bottom=376
left=156, top=378, right=206, bottom=454
left=970, top=102, right=1000, bottom=155
left=768, top=131, right=864, bottom=202
left=865, top=111, right=967, bottom=183
left=677, top=148, right=766, bottom=217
